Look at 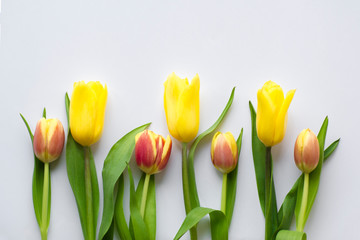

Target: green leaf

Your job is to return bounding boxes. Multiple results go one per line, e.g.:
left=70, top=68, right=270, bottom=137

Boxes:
left=20, top=111, right=51, bottom=230
left=225, top=128, right=243, bottom=227
left=128, top=166, right=149, bottom=240
left=249, top=101, right=266, bottom=215
left=65, top=93, right=70, bottom=126
left=65, top=96, right=99, bottom=240
left=65, top=131, right=88, bottom=238
left=114, top=174, right=132, bottom=240
left=187, top=87, right=235, bottom=210
left=173, top=207, right=228, bottom=240
left=276, top=230, right=306, bottom=240
left=98, top=123, right=151, bottom=240
left=135, top=173, right=156, bottom=240
left=295, top=117, right=328, bottom=229
left=324, top=138, right=340, bottom=160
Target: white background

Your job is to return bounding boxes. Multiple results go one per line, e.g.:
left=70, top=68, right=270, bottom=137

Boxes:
left=0, top=0, right=359, bottom=239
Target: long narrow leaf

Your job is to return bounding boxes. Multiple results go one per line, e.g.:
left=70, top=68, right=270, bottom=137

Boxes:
left=20, top=111, right=51, bottom=230
left=173, top=207, right=228, bottom=240
left=136, top=174, right=156, bottom=240
left=88, top=148, right=100, bottom=235
left=187, top=87, right=235, bottom=209
left=66, top=131, right=88, bottom=238
left=128, top=167, right=149, bottom=240
left=324, top=139, right=340, bottom=160
left=295, top=117, right=328, bottom=228
left=225, top=128, right=243, bottom=227
left=114, top=174, right=132, bottom=240
left=249, top=101, right=266, bottom=215
left=98, top=123, right=151, bottom=239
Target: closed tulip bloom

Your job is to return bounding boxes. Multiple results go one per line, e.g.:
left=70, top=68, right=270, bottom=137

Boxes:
left=164, top=73, right=200, bottom=143
left=256, top=81, right=296, bottom=147
left=69, top=81, right=108, bottom=146
left=33, top=118, right=65, bottom=163
left=294, top=129, right=320, bottom=173
left=135, top=130, right=172, bottom=175
left=211, top=132, right=238, bottom=174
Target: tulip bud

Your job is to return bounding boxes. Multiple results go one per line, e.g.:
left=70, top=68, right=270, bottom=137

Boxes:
left=211, top=132, right=238, bottom=174
left=135, top=130, right=172, bottom=175
left=294, top=128, right=320, bottom=173
left=33, top=118, right=65, bottom=163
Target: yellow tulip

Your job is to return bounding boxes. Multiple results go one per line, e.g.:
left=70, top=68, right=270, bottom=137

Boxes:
left=69, top=81, right=108, bottom=146
left=256, top=81, right=295, bottom=147
left=164, top=73, right=200, bottom=143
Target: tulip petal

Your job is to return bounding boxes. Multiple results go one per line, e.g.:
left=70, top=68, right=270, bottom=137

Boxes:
left=176, top=74, right=200, bottom=142
left=164, top=73, right=188, bottom=141
left=256, top=88, right=277, bottom=146
left=70, top=82, right=97, bottom=146
left=273, top=89, right=295, bottom=145
left=93, top=83, right=108, bottom=145
left=158, top=135, right=172, bottom=172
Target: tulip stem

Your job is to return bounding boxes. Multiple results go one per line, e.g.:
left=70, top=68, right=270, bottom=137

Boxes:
left=182, top=142, right=197, bottom=240
left=140, top=173, right=151, bottom=218
left=265, top=146, right=274, bottom=240
left=40, top=162, right=49, bottom=240
left=85, top=147, right=94, bottom=240
left=221, top=173, right=227, bottom=214
left=297, top=173, right=309, bottom=232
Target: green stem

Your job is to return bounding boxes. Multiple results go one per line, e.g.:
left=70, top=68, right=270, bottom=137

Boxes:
left=182, top=142, right=197, bottom=240
left=85, top=147, right=94, bottom=240
left=265, top=147, right=272, bottom=240
left=40, top=162, right=49, bottom=240
left=221, top=173, right=227, bottom=214
left=297, top=173, right=309, bottom=232
left=140, top=173, right=151, bottom=218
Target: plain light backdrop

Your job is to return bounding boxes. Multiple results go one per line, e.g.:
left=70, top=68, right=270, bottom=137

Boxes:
left=0, top=0, right=359, bottom=239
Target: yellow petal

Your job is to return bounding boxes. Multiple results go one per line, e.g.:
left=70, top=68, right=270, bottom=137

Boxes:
left=164, top=73, right=188, bottom=141
left=273, top=89, right=295, bottom=145
left=175, top=74, right=200, bottom=142
left=70, top=82, right=97, bottom=146
left=93, top=82, right=108, bottom=144
left=223, top=132, right=238, bottom=161
left=256, top=87, right=277, bottom=146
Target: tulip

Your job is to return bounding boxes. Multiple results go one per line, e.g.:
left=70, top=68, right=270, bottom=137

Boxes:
left=211, top=132, right=238, bottom=174
left=69, top=81, right=108, bottom=146
left=135, top=130, right=172, bottom=175
left=256, top=81, right=296, bottom=147
left=295, top=129, right=320, bottom=232
left=294, top=128, right=320, bottom=174
left=164, top=72, right=200, bottom=143
left=33, top=118, right=65, bottom=163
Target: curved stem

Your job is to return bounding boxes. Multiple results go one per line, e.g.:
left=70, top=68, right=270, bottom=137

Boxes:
left=221, top=173, right=227, bottom=214
left=297, top=173, right=309, bottom=232
left=140, top=173, right=151, bottom=218
left=40, top=162, right=49, bottom=240
left=85, top=147, right=94, bottom=240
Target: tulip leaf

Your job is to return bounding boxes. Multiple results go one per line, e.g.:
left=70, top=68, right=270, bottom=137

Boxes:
left=187, top=87, right=235, bottom=210
left=114, top=174, right=132, bottom=240
left=135, top=173, right=156, bottom=240
left=173, top=207, right=228, bottom=240
left=276, top=230, right=306, bottom=240
left=20, top=110, right=51, bottom=231
left=65, top=96, right=100, bottom=240
left=98, top=123, right=151, bottom=240
left=295, top=117, right=328, bottom=229
left=128, top=166, right=149, bottom=240
left=324, top=138, right=340, bottom=160
left=225, top=128, right=243, bottom=227
left=65, top=93, right=70, bottom=126
left=249, top=101, right=278, bottom=216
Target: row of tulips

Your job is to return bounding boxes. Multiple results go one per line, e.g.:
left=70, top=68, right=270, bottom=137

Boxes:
left=21, top=74, right=339, bottom=240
